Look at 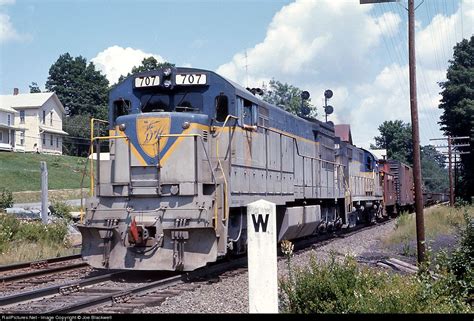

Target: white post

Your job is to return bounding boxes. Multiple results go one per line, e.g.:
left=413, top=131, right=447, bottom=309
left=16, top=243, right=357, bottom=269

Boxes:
left=40, top=161, right=48, bottom=224
left=247, top=199, right=278, bottom=313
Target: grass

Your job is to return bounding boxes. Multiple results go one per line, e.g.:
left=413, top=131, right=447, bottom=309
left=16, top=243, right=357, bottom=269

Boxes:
left=382, top=205, right=473, bottom=250
left=0, top=152, right=90, bottom=193
left=0, top=242, right=80, bottom=265
left=12, top=188, right=90, bottom=203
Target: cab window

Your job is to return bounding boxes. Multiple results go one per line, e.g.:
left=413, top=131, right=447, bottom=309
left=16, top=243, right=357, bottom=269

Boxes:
left=366, top=156, right=373, bottom=171
left=215, top=94, right=228, bottom=122
left=238, top=98, right=256, bottom=126
left=113, top=99, right=131, bottom=123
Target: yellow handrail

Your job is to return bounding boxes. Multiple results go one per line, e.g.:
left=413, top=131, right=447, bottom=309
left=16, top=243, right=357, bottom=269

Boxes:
left=89, top=118, right=112, bottom=197
left=214, top=115, right=239, bottom=224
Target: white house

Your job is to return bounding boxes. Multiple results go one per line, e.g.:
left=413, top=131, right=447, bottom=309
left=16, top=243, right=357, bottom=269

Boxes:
left=0, top=100, right=22, bottom=152
left=0, top=89, right=68, bottom=154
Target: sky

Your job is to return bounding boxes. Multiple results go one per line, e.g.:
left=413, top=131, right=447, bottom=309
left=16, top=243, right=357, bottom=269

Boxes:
left=0, top=0, right=473, bottom=149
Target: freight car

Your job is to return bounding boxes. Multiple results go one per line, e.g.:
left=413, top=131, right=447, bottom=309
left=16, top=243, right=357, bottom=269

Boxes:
left=78, top=67, right=386, bottom=271
left=378, top=159, right=415, bottom=215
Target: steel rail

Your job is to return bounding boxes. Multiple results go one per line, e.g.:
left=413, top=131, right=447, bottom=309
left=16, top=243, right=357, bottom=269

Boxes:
left=0, top=254, right=82, bottom=273
left=0, top=271, right=125, bottom=306
left=0, top=262, right=88, bottom=283
left=45, top=274, right=184, bottom=314
left=47, top=258, right=247, bottom=314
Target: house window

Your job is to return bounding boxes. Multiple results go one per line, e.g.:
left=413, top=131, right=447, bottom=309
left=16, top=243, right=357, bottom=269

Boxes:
left=20, top=132, right=24, bottom=145
left=7, top=114, right=11, bottom=126
left=0, top=132, right=3, bottom=142
left=20, top=111, right=25, bottom=124
left=50, top=111, right=53, bottom=126
left=50, top=134, right=53, bottom=146
left=42, top=110, right=46, bottom=124
left=42, top=134, right=45, bottom=145
left=56, top=137, right=59, bottom=148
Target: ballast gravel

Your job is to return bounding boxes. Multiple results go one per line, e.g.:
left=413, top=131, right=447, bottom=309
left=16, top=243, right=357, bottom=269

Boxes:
left=138, top=220, right=400, bottom=314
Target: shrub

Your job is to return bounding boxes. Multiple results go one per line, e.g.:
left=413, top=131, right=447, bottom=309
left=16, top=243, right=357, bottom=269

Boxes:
left=0, top=214, right=21, bottom=253
left=0, top=215, right=69, bottom=254
left=49, top=199, right=73, bottom=221
left=455, top=197, right=470, bottom=208
left=280, top=253, right=471, bottom=313
left=15, top=220, right=68, bottom=244
left=0, top=188, right=13, bottom=210
left=438, top=209, right=474, bottom=301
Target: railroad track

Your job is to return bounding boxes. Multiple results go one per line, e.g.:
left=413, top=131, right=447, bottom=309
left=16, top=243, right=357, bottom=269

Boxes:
left=0, top=254, right=81, bottom=273
left=0, top=259, right=246, bottom=314
left=0, top=254, right=89, bottom=284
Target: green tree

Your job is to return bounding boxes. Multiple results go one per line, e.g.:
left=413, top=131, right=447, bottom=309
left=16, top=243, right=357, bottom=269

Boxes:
left=371, top=120, right=413, bottom=164
left=45, top=53, right=109, bottom=118
left=438, top=36, right=474, bottom=199
left=262, top=79, right=315, bottom=116
left=421, top=145, right=449, bottom=193
left=29, top=82, right=41, bottom=93
left=372, top=121, right=449, bottom=193
left=62, top=114, right=92, bottom=157
left=118, top=57, right=175, bottom=83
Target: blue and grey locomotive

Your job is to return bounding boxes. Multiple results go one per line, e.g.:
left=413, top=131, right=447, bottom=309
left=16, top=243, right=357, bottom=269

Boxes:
left=78, top=67, right=384, bottom=271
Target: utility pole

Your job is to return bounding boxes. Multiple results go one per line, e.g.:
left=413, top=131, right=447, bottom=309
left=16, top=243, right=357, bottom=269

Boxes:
left=448, top=136, right=454, bottom=206
left=361, top=0, right=425, bottom=264
left=430, top=136, right=470, bottom=206
left=407, top=0, right=426, bottom=265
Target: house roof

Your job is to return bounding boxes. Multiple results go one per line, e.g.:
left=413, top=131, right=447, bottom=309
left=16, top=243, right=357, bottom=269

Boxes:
left=334, top=124, right=353, bottom=145
left=0, top=100, right=18, bottom=114
left=0, top=123, right=21, bottom=130
left=368, top=149, right=387, bottom=160
left=0, top=92, right=66, bottom=114
left=39, top=125, right=69, bottom=136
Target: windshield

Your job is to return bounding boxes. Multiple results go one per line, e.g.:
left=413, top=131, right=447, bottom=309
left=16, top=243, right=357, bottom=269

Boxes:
left=140, top=91, right=203, bottom=113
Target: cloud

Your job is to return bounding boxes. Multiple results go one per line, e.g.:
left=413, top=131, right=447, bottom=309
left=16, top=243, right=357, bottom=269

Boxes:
left=91, top=45, right=166, bottom=85
left=215, top=0, right=473, bottom=148
left=417, top=0, right=474, bottom=70
left=0, top=13, right=23, bottom=43
left=217, top=0, right=400, bottom=87
left=0, top=0, right=31, bottom=44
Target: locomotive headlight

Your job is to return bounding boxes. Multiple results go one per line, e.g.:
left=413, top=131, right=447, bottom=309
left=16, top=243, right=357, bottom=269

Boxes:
left=118, top=123, right=126, bottom=131
left=182, top=121, right=190, bottom=129
left=163, top=79, right=172, bottom=88
left=170, top=185, right=179, bottom=195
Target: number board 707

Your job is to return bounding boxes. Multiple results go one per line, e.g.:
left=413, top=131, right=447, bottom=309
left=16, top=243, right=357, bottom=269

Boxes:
left=176, top=73, right=207, bottom=85
left=135, top=76, right=160, bottom=88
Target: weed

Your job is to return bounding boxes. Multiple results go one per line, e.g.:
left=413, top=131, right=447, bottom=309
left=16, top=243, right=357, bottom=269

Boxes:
left=0, top=214, right=69, bottom=256
left=401, top=238, right=412, bottom=256
left=441, top=209, right=474, bottom=300
left=279, top=253, right=472, bottom=313
left=49, top=198, right=73, bottom=221
left=0, top=188, right=13, bottom=210
left=0, top=214, right=20, bottom=253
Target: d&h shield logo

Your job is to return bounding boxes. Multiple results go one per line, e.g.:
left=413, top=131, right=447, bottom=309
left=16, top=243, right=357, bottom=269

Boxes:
left=136, top=116, right=171, bottom=158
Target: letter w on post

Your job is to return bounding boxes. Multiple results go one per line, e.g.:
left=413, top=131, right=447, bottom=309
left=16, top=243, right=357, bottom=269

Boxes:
left=251, top=213, right=269, bottom=232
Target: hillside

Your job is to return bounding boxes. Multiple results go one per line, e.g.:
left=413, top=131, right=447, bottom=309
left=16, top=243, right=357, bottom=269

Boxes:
left=0, top=152, right=90, bottom=192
